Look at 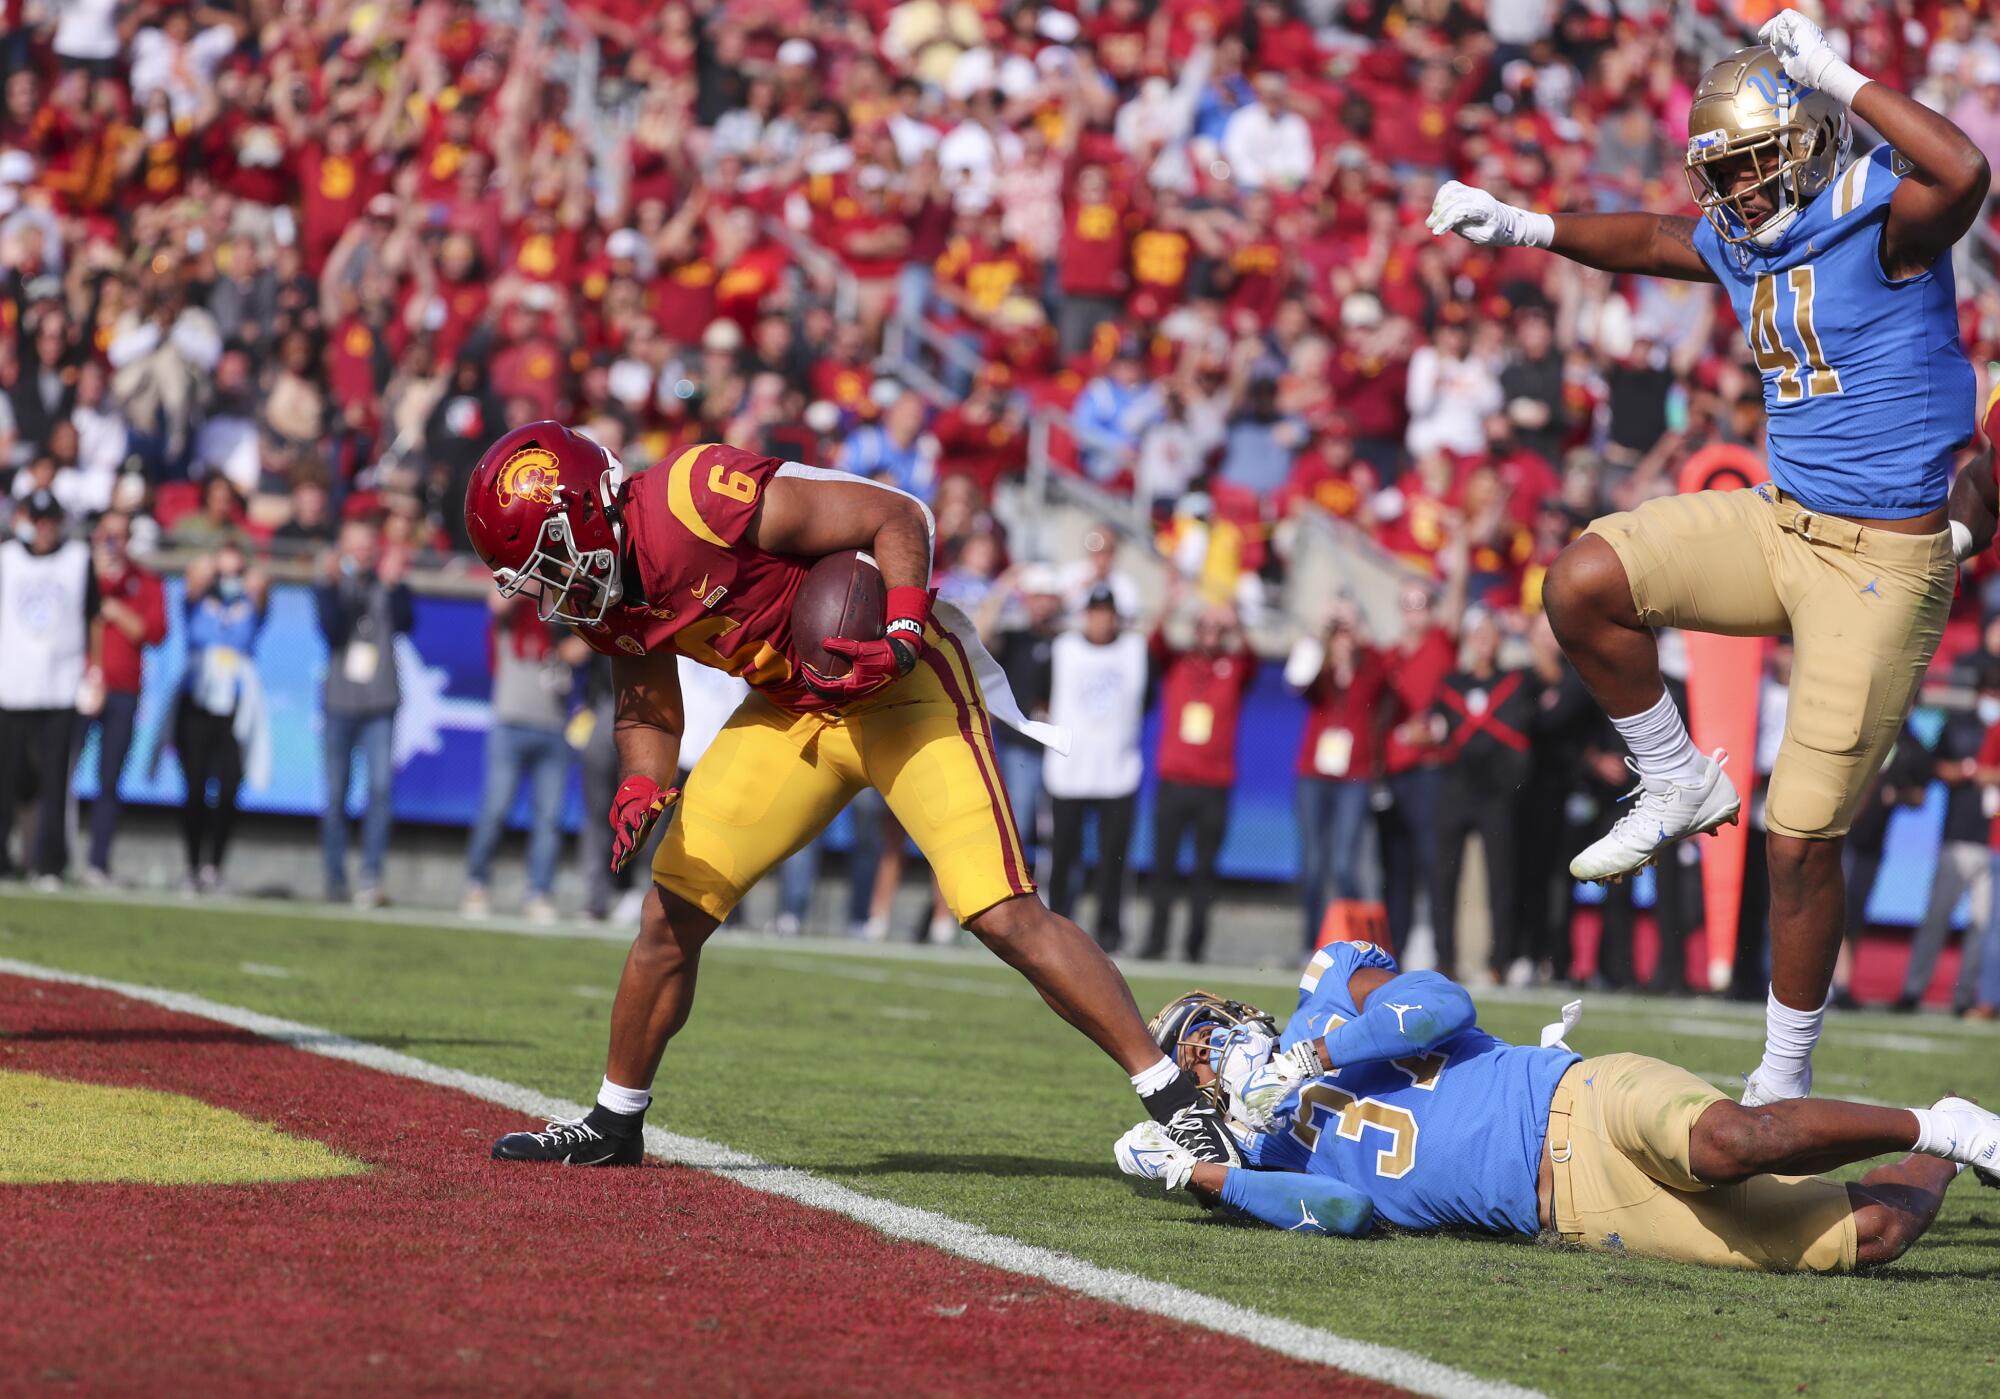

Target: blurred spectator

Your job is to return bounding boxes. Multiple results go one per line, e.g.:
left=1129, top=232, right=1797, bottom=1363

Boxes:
left=461, top=595, right=588, bottom=923
left=1515, top=613, right=1593, bottom=985
left=79, top=508, right=166, bottom=886
left=172, top=539, right=268, bottom=894
left=1219, top=72, right=1313, bottom=192
left=1427, top=610, right=1538, bottom=982
left=0, top=490, right=92, bottom=887
left=1044, top=585, right=1146, bottom=952
left=315, top=518, right=412, bottom=907
left=1058, top=528, right=1141, bottom=621
left=1376, top=561, right=1466, bottom=956
left=981, top=562, right=1066, bottom=863
left=1286, top=600, right=1386, bottom=950
left=1405, top=305, right=1500, bottom=459
left=1899, top=664, right=2000, bottom=1012
left=1143, top=591, right=1255, bottom=962
left=166, top=473, right=249, bottom=550
left=841, top=389, right=938, bottom=501
left=1071, top=341, right=1162, bottom=485
left=1835, top=724, right=1931, bottom=1008
left=1733, top=640, right=1794, bottom=1000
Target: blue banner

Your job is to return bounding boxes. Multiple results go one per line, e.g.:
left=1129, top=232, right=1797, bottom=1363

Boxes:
left=71, top=589, right=1953, bottom=927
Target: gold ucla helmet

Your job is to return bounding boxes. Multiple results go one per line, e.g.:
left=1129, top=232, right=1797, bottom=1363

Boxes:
left=1148, top=990, right=1277, bottom=1077
left=1685, top=46, right=1850, bottom=248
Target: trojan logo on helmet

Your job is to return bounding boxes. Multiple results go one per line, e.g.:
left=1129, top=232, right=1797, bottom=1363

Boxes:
left=494, top=448, right=561, bottom=509
left=464, top=421, right=628, bottom=627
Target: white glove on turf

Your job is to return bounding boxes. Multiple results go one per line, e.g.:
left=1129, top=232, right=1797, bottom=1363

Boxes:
left=1426, top=181, right=1553, bottom=249
left=1758, top=9, right=1869, bottom=106
left=1113, top=1120, right=1198, bottom=1191
left=1232, top=1041, right=1322, bottom=1134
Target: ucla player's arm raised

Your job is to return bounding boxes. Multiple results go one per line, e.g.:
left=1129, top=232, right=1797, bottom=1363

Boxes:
left=1426, top=184, right=1715, bottom=282
left=1757, top=9, right=1989, bottom=279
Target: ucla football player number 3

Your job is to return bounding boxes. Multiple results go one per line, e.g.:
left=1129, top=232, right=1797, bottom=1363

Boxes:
left=1430, top=9, right=2000, bottom=1108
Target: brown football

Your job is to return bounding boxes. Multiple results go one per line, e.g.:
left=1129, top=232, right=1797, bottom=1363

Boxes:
left=790, top=548, right=887, bottom=679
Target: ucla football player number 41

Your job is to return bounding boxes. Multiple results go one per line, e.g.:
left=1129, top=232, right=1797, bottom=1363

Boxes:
left=1430, top=9, right=2000, bottom=1108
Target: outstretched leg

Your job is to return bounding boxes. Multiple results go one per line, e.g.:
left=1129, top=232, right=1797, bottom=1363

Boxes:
left=1689, top=1093, right=1998, bottom=1183
left=967, top=894, right=1160, bottom=1072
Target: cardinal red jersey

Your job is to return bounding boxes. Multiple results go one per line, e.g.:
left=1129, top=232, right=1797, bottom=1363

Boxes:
left=576, top=443, right=830, bottom=712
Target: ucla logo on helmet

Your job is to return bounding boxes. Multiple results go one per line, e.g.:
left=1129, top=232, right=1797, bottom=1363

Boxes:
left=495, top=447, right=561, bottom=508
left=1744, top=67, right=1795, bottom=107
left=615, top=635, right=646, bottom=655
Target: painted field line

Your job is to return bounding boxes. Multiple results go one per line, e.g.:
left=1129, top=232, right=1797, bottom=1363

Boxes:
left=0, top=956, right=1537, bottom=1399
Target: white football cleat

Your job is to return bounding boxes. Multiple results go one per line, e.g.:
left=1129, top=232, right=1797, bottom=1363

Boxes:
left=1930, top=1096, right=2000, bottom=1184
left=1570, top=750, right=1740, bottom=884
left=1741, top=1064, right=1812, bottom=1107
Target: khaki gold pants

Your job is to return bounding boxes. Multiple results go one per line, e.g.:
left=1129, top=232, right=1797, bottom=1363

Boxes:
left=1585, top=486, right=1954, bottom=838
left=1546, top=1055, right=1858, bottom=1272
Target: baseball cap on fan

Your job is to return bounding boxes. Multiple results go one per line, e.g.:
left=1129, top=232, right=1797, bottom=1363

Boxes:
left=23, top=489, right=64, bottom=522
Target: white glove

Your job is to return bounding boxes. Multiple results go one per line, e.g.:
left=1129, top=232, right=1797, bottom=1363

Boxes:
left=1758, top=9, right=1868, bottom=106
left=1113, top=1120, right=1197, bottom=1191
left=1426, top=181, right=1554, bottom=249
left=1232, top=1041, right=1322, bottom=1134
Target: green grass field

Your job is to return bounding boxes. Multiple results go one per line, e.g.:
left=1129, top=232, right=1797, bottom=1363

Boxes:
left=4, top=888, right=1997, bottom=1397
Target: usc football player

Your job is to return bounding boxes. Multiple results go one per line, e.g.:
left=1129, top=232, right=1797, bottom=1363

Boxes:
left=1429, top=12, right=2000, bottom=1109
left=463, top=423, right=1239, bottom=1168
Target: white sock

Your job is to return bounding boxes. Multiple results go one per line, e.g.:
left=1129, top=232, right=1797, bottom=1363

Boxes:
left=1129, top=1055, right=1180, bottom=1097
left=1913, top=1097, right=1983, bottom=1172
left=1755, top=988, right=1827, bottom=1086
left=1908, top=1110, right=1968, bottom=1172
left=1610, top=690, right=1705, bottom=785
left=596, top=1077, right=652, bottom=1116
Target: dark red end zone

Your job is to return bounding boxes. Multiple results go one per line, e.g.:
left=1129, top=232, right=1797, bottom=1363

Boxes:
left=0, top=975, right=1402, bottom=1398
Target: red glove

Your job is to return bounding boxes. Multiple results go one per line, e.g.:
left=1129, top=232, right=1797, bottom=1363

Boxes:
left=802, top=585, right=929, bottom=701
left=608, top=775, right=680, bottom=873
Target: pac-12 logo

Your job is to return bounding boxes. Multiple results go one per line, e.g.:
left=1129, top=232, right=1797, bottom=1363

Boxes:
left=496, top=447, right=560, bottom=507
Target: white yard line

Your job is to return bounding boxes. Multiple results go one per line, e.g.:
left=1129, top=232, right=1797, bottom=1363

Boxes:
left=0, top=955, right=1538, bottom=1399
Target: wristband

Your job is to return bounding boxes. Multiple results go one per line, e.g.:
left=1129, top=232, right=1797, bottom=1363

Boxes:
left=1518, top=210, right=1555, bottom=249
left=1800, top=51, right=1869, bottom=107
left=885, top=585, right=930, bottom=639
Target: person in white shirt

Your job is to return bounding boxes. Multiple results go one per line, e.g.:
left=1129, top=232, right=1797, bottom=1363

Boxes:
left=1404, top=308, right=1502, bottom=458
left=1219, top=73, right=1315, bottom=192
left=127, top=8, right=243, bottom=122
left=1043, top=587, right=1149, bottom=952
left=0, top=490, right=96, bottom=887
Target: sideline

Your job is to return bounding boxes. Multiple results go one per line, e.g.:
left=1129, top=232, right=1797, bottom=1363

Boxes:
left=5, top=885, right=1992, bottom=1039
left=0, top=955, right=1539, bottom=1399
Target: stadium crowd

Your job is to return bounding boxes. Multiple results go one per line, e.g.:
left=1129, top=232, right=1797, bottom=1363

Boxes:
left=6, top=0, right=2000, bottom=1009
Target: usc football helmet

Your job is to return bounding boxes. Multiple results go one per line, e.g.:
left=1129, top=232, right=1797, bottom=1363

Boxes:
left=1684, top=45, right=1849, bottom=248
left=464, top=421, right=626, bottom=627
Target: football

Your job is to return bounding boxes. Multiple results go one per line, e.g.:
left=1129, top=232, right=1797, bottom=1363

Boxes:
left=791, top=549, right=887, bottom=678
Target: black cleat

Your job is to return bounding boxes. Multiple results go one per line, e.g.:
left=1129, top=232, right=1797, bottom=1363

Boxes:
left=492, top=1116, right=644, bottom=1166
left=1158, top=1099, right=1242, bottom=1167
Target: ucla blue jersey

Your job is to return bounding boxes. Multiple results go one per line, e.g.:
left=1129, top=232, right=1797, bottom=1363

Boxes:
left=1243, top=942, right=1577, bottom=1236
left=1692, top=144, right=1974, bottom=518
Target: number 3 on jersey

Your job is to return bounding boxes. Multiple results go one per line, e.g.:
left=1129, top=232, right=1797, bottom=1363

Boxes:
left=1750, top=266, right=1842, bottom=402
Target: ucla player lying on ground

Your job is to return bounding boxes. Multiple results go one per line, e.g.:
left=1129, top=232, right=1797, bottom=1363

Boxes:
left=1114, top=941, right=2000, bottom=1270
